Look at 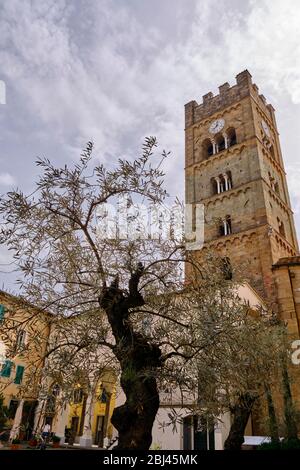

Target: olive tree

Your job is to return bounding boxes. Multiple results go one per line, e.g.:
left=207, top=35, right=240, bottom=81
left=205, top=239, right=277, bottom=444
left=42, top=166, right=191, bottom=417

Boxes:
left=0, top=138, right=286, bottom=449
left=153, top=256, right=286, bottom=450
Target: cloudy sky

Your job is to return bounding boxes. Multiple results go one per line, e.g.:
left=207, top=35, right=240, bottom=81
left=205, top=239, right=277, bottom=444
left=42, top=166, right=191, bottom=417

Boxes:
left=0, top=0, right=300, bottom=290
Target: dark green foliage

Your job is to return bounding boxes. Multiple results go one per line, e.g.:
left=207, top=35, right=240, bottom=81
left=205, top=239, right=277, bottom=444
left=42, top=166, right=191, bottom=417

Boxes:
left=11, top=438, right=21, bottom=444
left=281, top=438, right=300, bottom=450
left=258, top=441, right=281, bottom=450
left=258, top=438, right=300, bottom=450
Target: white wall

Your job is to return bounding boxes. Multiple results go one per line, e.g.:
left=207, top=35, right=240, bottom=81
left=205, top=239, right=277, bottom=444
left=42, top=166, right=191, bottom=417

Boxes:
left=152, top=408, right=186, bottom=450
left=152, top=408, right=231, bottom=450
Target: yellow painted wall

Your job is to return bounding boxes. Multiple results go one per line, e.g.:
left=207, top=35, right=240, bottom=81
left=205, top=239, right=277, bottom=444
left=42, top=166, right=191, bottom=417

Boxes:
left=0, top=291, right=50, bottom=407
left=66, top=377, right=116, bottom=441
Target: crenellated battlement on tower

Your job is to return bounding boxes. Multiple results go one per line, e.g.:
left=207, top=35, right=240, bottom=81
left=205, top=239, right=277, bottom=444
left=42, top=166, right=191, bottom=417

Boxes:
left=185, top=70, right=273, bottom=128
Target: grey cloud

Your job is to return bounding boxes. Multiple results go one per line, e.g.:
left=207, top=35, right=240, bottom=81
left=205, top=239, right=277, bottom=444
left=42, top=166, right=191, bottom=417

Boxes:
left=0, top=0, right=299, bottom=289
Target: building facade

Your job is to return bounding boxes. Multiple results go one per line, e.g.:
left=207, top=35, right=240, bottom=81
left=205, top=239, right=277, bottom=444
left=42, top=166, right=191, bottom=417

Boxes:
left=0, top=291, right=50, bottom=441
left=0, top=292, right=115, bottom=447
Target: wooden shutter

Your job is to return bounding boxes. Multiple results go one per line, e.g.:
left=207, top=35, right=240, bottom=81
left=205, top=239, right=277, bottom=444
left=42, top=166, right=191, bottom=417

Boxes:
left=0, top=304, right=5, bottom=321
left=1, top=360, right=12, bottom=377
left=14, top=365, right=25, bottom=384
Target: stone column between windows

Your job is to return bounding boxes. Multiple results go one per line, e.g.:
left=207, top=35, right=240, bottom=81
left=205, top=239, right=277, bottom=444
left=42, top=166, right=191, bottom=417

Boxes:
left=215, top=176, right=221, bottom=194
left=223, top=173, right=229, bottom=191
left=223, top=134, right=228, bottom=149
left=10, top=399, right=24, bottom=440
left=223, top=220, right=228, bottom=236
left=227, top=175, right=232, bottom=190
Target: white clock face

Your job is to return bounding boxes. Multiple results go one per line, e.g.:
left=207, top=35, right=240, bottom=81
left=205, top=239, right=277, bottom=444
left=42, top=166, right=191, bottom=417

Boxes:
left=261, top=120, right=270, bottom=137
left=209, top=118, right=225, bottom=134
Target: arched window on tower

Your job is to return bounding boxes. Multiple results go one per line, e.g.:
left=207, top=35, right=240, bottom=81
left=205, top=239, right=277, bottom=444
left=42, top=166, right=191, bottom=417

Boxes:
left=211, top=177, right=219, bottom=195
left=212, top=176, right=223, bottom=195
left=202, top=138, right=214, bottom=159
left=227, top=128, right=237, bottom=147
left=219, top=216, right=232, bottom=237
left=215, top=134, right=226, bottom=153
left=212, top=172, right=233, bottom=195
left=277, top=218, right=286, bottom=237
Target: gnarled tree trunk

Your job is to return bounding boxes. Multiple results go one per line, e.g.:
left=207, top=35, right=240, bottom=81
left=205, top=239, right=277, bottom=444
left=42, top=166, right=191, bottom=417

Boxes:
left=111, top=335, right=161, bottom=449
left=224, top=393, right=256, bottom=450
left=99, top=267, right=162, bottom=450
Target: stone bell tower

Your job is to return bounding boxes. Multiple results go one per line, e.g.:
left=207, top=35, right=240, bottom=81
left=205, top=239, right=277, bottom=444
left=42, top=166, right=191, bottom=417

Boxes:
left=185, top=70, right=298, bottom=303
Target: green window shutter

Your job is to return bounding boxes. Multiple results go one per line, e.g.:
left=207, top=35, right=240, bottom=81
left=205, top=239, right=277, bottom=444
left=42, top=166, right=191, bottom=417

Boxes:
left=14, top=365, right=24, bottom=384
left=1, top=360, right=13, bottom=378
left=0, top=304, right=5, bottom=321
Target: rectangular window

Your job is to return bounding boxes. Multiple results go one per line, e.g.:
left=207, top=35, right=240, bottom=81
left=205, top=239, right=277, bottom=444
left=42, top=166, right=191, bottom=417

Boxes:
left=14, top=365, right=24, bottom=384
left=73, top=388, right=83, bottom=404
left=0, top=304, right=5, bottom=321
left=1, top=360, right=13, bottom=378
left=99, top=389, right=108, bottom=403
left=16, top=330, right=27, bottom=350
left=8, top=400, right=19, bottom=419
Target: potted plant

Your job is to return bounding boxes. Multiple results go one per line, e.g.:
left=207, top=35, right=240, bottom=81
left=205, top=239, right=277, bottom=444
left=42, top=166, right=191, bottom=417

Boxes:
left=51, top=435, right=60, bottom=448
left=28, top=435, right=38, bottom=447
left=11, top=438, right=21, bottom=450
